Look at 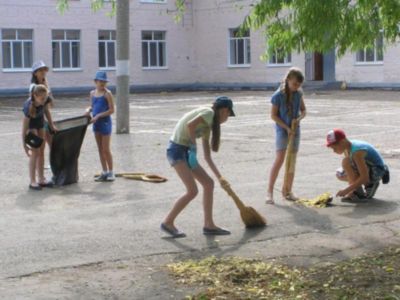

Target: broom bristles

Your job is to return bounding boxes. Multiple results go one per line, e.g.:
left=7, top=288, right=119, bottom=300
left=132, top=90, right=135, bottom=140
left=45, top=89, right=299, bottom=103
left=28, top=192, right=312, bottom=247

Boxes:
left=240, top=206, right=267, bottom=228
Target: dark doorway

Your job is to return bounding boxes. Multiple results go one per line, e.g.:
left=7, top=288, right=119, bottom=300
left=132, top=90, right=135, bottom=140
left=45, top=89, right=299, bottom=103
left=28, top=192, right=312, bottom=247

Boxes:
left=313, top=52, right=323, bottom=81
left=305, top=52, right=324, bottom=81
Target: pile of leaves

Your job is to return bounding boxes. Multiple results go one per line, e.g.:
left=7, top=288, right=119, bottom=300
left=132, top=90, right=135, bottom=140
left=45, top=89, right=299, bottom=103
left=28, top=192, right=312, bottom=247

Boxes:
left=167, top=247, right=400, bottom=300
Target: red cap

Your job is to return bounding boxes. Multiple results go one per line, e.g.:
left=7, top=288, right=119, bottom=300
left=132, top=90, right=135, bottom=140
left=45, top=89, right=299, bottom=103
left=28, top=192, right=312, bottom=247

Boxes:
left=326, top=129, right=346, bottom=147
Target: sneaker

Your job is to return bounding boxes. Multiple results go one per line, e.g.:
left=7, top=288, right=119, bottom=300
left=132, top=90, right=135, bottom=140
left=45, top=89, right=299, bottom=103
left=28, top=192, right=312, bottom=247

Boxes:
left=95, top=172, right=108, bottom=182
left=365, top=181, right=380, bottom=199
left=354, top=186, right=366, bottom=199
left=341, top=193, right=364, bottom=203
left=106, top=172, right=116, bottom=182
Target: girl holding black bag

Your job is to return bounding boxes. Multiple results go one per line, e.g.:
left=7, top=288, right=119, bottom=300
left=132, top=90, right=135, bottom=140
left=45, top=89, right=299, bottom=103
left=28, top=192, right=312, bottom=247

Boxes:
left=22, top=84, right=57, bottom=190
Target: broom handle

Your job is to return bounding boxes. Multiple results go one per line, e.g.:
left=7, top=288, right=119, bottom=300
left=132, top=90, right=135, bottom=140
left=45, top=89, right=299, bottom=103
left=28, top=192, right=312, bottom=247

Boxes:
left=283, top=120, right=297, bottom=191
left=222, top=185, right=246, bottom=211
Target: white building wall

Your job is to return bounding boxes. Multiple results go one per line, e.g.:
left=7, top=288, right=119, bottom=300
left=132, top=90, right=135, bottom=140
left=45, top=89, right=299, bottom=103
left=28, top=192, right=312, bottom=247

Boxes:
left=336, top=40, right=400, bottom=83
left=2, top=0, right=398, bottom=92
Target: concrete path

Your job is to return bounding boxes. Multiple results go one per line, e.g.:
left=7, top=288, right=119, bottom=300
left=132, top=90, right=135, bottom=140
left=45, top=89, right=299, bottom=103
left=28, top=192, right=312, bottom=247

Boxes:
left=0, top=90, right=399, bottom=299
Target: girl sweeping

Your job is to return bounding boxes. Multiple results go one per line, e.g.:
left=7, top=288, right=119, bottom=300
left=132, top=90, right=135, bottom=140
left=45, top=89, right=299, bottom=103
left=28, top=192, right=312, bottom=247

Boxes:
left=266, top=67, right=306, bottom=204
left=22, top=84, right=57, bottom=190
left=87, top=71, right=115, bottom=182
left=161, top=96, right=235, bottom=238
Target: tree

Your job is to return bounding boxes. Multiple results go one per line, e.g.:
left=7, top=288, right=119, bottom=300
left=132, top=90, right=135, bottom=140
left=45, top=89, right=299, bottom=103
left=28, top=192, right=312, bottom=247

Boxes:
left=243, top=0, right=400, bottom=57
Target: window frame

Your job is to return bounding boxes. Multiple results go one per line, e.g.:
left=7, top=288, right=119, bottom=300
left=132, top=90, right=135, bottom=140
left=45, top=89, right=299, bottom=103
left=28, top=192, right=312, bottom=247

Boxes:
left=141, top=30, right=168, bottom=70
left=98, top=30, right=116, bottom=71
left=140, top=0, right=167, bottom=4
left=355, top=32, right=384, bottom=66
left=227, top=28, right=251, bottom=68
left=51, top=29, right=82, bottom=71
left=267, top=49, right=292, bottom=67
left=1, top=28, right=33, bottom=72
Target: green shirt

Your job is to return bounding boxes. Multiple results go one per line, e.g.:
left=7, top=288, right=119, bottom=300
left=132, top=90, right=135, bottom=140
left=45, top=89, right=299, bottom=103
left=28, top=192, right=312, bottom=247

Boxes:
left=171, top=106, right=214, bottom=146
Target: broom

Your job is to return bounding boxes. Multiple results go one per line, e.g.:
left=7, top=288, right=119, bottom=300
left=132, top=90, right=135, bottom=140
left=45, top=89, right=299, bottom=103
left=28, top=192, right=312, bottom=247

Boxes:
left=94, top=172, right=167, bottom=183
left=282, top=120, right=298, bottom=197
left=221, top=184, right=267, bottom=228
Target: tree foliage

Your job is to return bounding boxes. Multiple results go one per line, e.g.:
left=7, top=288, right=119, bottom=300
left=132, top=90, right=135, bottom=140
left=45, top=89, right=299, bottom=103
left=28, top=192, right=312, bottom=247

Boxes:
left=243, top=0, right=400, bottom=57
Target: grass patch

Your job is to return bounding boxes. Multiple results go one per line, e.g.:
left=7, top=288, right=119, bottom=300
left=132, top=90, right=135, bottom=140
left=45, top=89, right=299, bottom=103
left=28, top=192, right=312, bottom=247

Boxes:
left=167, top=247, right=400, bottom=300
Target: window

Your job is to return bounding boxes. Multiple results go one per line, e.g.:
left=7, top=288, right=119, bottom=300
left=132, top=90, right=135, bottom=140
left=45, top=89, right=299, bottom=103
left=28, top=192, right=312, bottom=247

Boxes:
left=140, top=0, right=167, bottom=3
left=268, top=49, right=292, bottom=66
left=228, top=28, right=251, bottom=66
left=98, top=30, right=116, bottom=69
left=1, top=29, right=33, bottom=70
left=356, top=32, right=384, bottom=64
left=52, top=30, right=81, bottom=69
left=141, top=31, right=167, bottom=69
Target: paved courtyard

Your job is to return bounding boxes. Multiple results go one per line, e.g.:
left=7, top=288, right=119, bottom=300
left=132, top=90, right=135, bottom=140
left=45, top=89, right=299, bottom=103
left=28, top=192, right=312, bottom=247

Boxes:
left=0, top=90, right=399, bottom=299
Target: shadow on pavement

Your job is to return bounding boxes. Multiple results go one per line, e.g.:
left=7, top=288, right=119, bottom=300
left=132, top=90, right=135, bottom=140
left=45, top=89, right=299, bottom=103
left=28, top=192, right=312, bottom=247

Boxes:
left=339, top=198, right=399, bottom=219
left=274, top=202, right=339, bottom=234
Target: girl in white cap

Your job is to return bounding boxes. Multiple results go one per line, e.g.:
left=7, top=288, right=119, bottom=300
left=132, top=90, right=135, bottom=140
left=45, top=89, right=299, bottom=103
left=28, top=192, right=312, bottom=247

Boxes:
left=161, top=96, right=235, bottom=238
left=30, top=61, right=57, bottom=181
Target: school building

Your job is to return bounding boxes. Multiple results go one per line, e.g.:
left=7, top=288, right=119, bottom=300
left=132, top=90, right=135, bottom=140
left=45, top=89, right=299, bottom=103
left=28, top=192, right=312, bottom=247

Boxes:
left=1, top=0, right=400, bottom=95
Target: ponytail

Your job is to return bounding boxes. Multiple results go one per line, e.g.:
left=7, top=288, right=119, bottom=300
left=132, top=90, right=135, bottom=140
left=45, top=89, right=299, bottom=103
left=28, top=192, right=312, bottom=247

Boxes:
left=211, top=104, right=221, bottom=152
left=280, top=67, right=304, bottom=118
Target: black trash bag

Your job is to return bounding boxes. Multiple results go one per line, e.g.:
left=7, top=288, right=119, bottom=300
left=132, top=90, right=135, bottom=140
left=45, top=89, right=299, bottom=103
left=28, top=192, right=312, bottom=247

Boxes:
left=50, top=116, right=90, bottom=186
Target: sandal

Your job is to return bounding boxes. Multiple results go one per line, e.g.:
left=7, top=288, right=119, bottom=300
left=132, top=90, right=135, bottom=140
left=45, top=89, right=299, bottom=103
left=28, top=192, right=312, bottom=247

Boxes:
left=266, top=192, right=274, bottom=204
left=203, top=227, right=231, bottom=236
left=160, top=223, right=186, bottom=238
left=284, top=192, right=299, bottom=202
left=29, top=184, right=42, bottom=191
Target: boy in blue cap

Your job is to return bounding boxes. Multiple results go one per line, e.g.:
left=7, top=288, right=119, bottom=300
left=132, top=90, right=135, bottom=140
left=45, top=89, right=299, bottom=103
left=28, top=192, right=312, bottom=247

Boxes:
left=161, top=96, right=235, bottom=238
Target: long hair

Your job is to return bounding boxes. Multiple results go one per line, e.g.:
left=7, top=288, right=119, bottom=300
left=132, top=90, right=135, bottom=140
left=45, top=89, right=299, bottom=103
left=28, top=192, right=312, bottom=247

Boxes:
left=31, top=71, right=54, bottom=106
left=31, top=72, right=41, bottom=84
left=29, top=84, right=48, bottom=118
left=211, top=103, right=221, bottom=152
left=279, top=67, right=304, bottom=118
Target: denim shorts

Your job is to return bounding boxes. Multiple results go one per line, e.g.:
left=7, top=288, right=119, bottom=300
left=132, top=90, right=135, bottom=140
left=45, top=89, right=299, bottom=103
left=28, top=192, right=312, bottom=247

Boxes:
left=166, top=141, right=189, bottom=166
left=276, top=132, right=300, bottom=151
left=336, top=164, right=385, bottom=183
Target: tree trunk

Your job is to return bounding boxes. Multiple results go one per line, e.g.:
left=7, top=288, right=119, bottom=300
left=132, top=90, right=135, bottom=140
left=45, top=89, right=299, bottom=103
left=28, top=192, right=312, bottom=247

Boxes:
left=116, top=0, right=130, bottom=134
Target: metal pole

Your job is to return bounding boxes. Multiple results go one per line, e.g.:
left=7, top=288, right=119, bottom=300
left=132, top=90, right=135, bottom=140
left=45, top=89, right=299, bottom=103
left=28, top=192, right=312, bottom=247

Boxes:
left=116, top=0, right=130, bottom=134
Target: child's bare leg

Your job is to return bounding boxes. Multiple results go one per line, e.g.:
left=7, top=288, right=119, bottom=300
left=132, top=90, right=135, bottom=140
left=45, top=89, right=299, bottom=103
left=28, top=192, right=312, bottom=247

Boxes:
left=95, top=133, right=108, bottom=172
left=192, top=165, right=217, bottom=229
left=268, top=150, right=286, bottom=196
left=37, top=129, right=46, bottom=182
left=29, top=148, right=39, bottom=185
left=102, top=135, right=113, bottom=171
left=342, top=157, right=359, bottom=195
left=163, top=162, right=198, bottom=230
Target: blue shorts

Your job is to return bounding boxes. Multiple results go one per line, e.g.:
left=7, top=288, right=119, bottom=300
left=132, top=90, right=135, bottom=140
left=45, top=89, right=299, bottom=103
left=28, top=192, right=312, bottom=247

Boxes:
left=275, top=131, right=300, bottom=151
left=93, top=119, right=112, bottom=135
left=166, top=141, right=189, bottom=167
left=336, top=164, right=385, bottom=183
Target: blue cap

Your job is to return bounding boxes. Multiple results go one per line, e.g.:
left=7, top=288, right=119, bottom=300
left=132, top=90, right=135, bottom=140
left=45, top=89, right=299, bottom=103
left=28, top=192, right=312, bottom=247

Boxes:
left=32, top=60, right=49, bottom=73
left=94, top=71, right=109, bottom=82
left=214, top=96, right=235, bottom=116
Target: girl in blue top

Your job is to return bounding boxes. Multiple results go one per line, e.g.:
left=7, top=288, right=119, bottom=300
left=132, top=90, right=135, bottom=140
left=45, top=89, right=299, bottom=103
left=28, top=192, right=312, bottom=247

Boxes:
left=326, top=129, right=388, bottom=201
left=86, top=71, right=115, bottom=182
left=266, top=68, right=306, bottom=204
